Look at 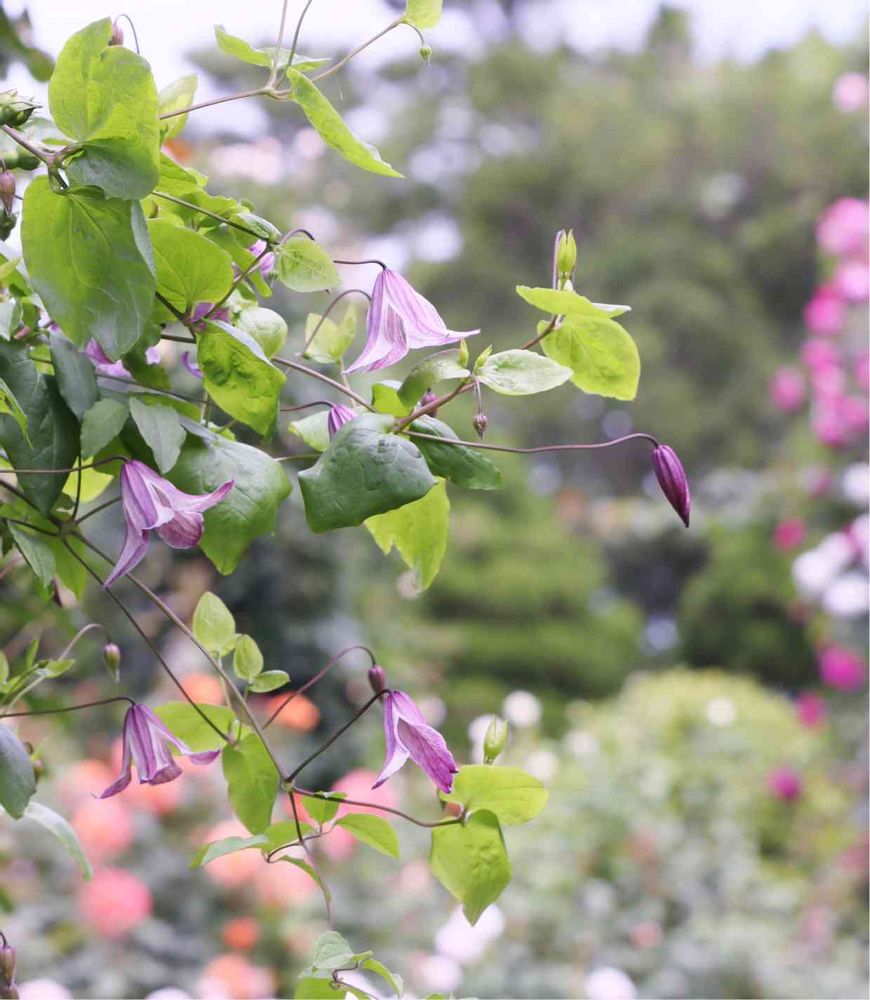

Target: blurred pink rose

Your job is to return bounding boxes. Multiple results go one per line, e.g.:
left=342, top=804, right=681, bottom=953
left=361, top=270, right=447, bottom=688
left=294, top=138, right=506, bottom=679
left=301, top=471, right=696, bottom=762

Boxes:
left=801, top=338, right=839, bottom=373
left=795, top=691, right=827, bottom=728
left=766, top=766, right=803, bottom=802
left=803, top=285, right=845, bottom=336
left=773, top=518, right=805, bottom=551
left=832, top=258, right=869, bottom=303
left=60, top=759, right=116, bottom=807
left=832, top=72, right=869, bottom=113
left=769, top=367, right=805, bottom=413
left=819, top=646, right=866, bottom=691
left=816, top=198, right=869, bottom=258
left=197, top=954, right=276, bottom=1000
left=78, top=867, right=152, bottom=938
left=254, top=853, right=317, bottom=908
left=812, top=408, right=849, bottom=448
left=72, top=797, right=134, bottom=862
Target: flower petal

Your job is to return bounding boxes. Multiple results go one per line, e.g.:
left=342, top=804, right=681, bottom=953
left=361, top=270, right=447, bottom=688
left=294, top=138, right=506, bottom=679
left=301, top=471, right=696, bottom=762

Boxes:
left=98, top=708, right=134, bottom=798
left=382, top=269, right=479, bottom=347
left=346, top=272, right=410, bottom=373
left=103, top=523, right=149, bottom=588
left=156, top=510, right=204, bottom=549
left=396, top=717, right=458, bottom=794
left=373, top=693, right=410, bottom=788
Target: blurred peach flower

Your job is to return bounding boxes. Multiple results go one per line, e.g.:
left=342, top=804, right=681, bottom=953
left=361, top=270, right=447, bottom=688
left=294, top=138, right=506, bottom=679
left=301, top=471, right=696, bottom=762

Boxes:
left=254, top=854, right=317, bottom=908
left=181, top=673, right=224, bottom=705
left=320, top=768, right=398, bottom=861
left=71, top=797, right=134, bottom=862
left=60, top=759, right=116, bottom=807
left=78, top=867, right=152, bottom=938
left=197, top=954, right=276, bottom=1000
left=263, top=692, right=320, bottom=731
left=221, top=917, right=260, bottom=951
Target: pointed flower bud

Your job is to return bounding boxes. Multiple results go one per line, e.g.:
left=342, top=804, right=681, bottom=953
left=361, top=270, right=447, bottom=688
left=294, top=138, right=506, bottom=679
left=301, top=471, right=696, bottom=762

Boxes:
left=0, top=173, right=15, bottom=215
left=652, top=444, right=690, bottom=527
left=0, top=943, right=15, bottom=986
left=109, top=20, right=125, bottom=46
left=473, top=413, right=488, bottom=439
left=483, top=716, right=508, bottom=764
left=102, top=642, right=121, bottom=679
left=419, top=44, right=432, bottom=63
left=555, top=228, right=577, bottom=278
left=368, top=665, right=387, bottom=695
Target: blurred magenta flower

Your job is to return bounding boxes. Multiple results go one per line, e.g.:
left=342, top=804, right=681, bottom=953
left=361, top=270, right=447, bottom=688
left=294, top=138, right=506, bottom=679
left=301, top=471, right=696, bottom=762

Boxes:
left=803, top=285, right=845, bottom=336
left=832, top=72, right=869, bottom=112
left=327, top=403, right=356, bottom=438
left=773, top=518, right=805, bottom=551
left=854, top=352, right=870, bottom=392
left=78, top=867, right=152, bottom=939
left=796, top=692, right=827, bottom=729
left=816, top=198, right=869, bottom=258
left=651, top=444, right=690, bottom=527
left=767, top=766, right=803, bottom=802
left=819, top=646, right=866, bottom=691
left=85, top=339, right=160, bottom=379
left=100, top=703, right=219, bottom=798
left=346, top=268, right=479, bottom=373
left=801, top=338, right=840, bottom=373
left=374, top=690, right=459, bottom=794
left=104, top=461, right=233, bottom=587
left=769, top=367, right=805, bottom=413
left=832, top=258, right=870, bottom=303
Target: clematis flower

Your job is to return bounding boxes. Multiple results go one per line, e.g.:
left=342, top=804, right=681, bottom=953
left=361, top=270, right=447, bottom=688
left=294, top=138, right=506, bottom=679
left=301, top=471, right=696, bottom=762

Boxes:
left=181, top=351, right=203, bottom=379
left=651, top=444, right=690, bottom=527
left=346, top=268, right=479, bottom=374
left=374, top=690, right=459, bottom=794
left=327, top=403, right=356, bottom=438
left=104, top=461, right=233, bottom=587
left=85, top=339, right=160, bottom=379
left=99, top=702, right=219, bottom=798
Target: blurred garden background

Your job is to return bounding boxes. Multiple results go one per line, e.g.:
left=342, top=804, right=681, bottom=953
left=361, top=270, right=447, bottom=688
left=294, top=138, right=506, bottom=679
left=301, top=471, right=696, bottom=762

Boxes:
left=0, top=0, right=867, bottom=997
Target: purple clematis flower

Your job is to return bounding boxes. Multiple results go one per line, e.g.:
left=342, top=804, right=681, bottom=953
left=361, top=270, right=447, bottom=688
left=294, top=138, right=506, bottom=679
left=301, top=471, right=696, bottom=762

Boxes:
left=345, top=268, right=479, bottom=374
left=651, top=444, right=690, bottom=527
left=181, top=351, right=203, bottom=379
left=373, top=690, right=459, bottom=794
left=104, top=461, right=233, bottom=587
left=327, top=403, right=356, bottom=438
left=85, top=340, right=160, bottom=379
left=248, top=239, right=276, bottom=279
left=100, top=702, right=219, bottom=798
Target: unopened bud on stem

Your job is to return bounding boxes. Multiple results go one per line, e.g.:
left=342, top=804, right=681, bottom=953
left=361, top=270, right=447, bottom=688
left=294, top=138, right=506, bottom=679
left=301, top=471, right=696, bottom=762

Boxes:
left=472, top=413, right=488, bottom=439
left=0, top=173, right=14, bottom=214
left=109, top=20, right=124, bottom=46
left=368, top=665, right=387, bottom=695
left=0, top=942, right=16, bottom=987
left=102, top=642, right=121, bottom=680
left=555, top=228, right=577, bottom=281
left=483, top=716, right=509, bottom=764
left=651, top=444, right=690, bottom=527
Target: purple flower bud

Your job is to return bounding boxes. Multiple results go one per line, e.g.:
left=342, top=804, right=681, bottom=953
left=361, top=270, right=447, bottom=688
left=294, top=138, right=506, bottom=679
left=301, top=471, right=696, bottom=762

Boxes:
left=248, top=240, right=276, bottom=279
left=0, top=943, right=15, bottom=987
left=368, top=665, right=387, bottom=694
left=181, top=351, right=203, bottom=379
left=327, top=404, right=356, bottom=439
left=651, top=444, right=690, bottom=527
left=472, top=413, right=488, bottom=439
left=420, top=390, right=439, bottom=416
left=109, top=20, right=124, bottom=45
left=0, top=172, right=15, bottom=214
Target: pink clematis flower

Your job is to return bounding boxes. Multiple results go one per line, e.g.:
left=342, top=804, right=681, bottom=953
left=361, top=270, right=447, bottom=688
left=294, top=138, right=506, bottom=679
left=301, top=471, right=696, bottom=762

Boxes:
left=327, top=403, right=356, bottom=438
left=373, top=690, right=459, bottom=794
left=104, top=461, right=233, bottom=587
left=346, top=268, right=479, bottom=374
left=99, top=702, right=219, bottom=798
left=85, top=340, right=160, bottom=379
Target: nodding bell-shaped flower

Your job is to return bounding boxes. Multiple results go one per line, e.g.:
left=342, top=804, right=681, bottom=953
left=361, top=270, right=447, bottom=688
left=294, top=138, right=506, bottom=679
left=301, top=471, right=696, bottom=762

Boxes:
left=345, top=268, right=479, bottom=374
left=104, top=461, right=233, bottom=587
left=374, top=690, right=459, bottom=794
left=327, top=403, right=356, bottom=439
left=100, top=702, right=219, bottom=798
left=651, top=444, right=690, bottom=527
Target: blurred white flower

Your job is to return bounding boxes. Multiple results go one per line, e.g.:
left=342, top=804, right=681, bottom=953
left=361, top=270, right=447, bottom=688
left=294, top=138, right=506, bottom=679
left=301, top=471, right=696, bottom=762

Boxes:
left=585, top=966, right=637, bottom=1000
left=145, top=991, right=191, bottom=1000
left=435, top=905, right=505, bottom=964
left=564, top=729, right=600, bottom=757
left=524, top=748, right=560, bottom=782
left=842, top=463, right=870, bottom=507
left=418, top=953, right=462, bottom=993
left=503, top=690, right=542, bottom=728
left=18, top=982, right=72, bottom=1000
left=417, top=695, right=446, bottom=727
left=706, top=696, right=736, bottom=727
left=210, top=138, right=284, bottom=184
left=822, top=572, right=870, bottom=618
left=793, top=533, right=854, bottom=598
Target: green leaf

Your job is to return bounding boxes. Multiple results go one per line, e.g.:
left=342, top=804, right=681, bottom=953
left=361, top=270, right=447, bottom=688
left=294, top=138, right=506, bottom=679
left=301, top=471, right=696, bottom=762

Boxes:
left=191, top=833, right=269, bottom=868
left=441, top=765, right=548, bottom=825
left=158, top=73, right=198, bottom=140
left=360, top=958, right=403, bottom=997
left=22, top=801, right=92, bottom=879
left=129, top=397, right=185, bottom=473
left=286, top=67, right=402, bottom=178
left=80, top=398, right=128, bottom=458
left=234, top=213, right=281, bottom=241
left=0, top=376, right=29, bottom=443
left=0, top=341, right=79, bottom=515
left=541, top=315, right=640, bottom=401
left=22, top=178, right=156, bottom=358
left=300, top=792, right=347, bottom=826
left=222, top=733, right=278, bottom=834
left=477, top=349, right=572, bottom=396
left=236, top=307, right=287, bottom=359
left=192, top=591, right=237, bottom=656
left=429, top=810, right=511, bottom=925
left=336, top=813, right=400, bottom=859
left=49, top=18, right=160, bottom=199
left=198, top=320, right=285, bottom=436
left=398, top=349, right=469, bottom=408
left=288, top=410, right=330, bottom=453
left=365, top=478, right=449, bottom=591
left=49, top=331, right=98, bottom=420
left=303, top=307, right=356, bottom=363
left=169, top=431, right=291, bottom=574
left=232, top=634, right=263, bottom=682
left=403, top=0, right=443, bottom=29
left=9, top=522, right=55, bottom=586
left=295, top=979, right=337, bottom=999
left=309, top=931, right=358, bottom=971
left=371, top=380, right=412, bottom=417
left=0, top=652, right=8, bottom=685
left=515, top=285, right=630, bottom=319
left=0, top=724, right=36, bottom=819
left=248, top=669, right=290, bottom=693
left=148, top=219, right=234, bottom=313
left=154, top=702, right=239, bottom=752
left=409, top=415, right=503, bottom=490
left=299, top=413, right=436, bottom=533
left=275, top=236, right=339, bottom=293
left=214, top=24, right=271, bottom=67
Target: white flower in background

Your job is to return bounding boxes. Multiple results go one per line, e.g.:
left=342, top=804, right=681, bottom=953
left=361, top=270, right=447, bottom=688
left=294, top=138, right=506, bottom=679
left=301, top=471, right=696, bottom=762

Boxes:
left=418, top=954, right=462, bottom=994
left=823, top=572, right=870, bottom=618
left=524, top=748, right=560, bottom=782
left=210, top=137, right=284, bottom=184
left=564, top=728, right=600, bottom=758
left=503, top=690, right=542, bottom=728
left=17, top=982, right=73, bottom=1000
left=706, top=696, right=737, bottom=727
left=145, top=991, right=192, bottom=1000
left=585, top=966, right=637, bottom=1000
left=792, top=533, right=854, bottom=598
left=842, top=463, right=870, bottom=506
left=434, top=905, right=505, bottom=964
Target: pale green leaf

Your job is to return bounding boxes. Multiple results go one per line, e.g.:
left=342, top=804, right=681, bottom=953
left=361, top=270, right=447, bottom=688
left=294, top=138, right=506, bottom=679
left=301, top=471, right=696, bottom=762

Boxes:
left=275, top=236, right=339, bottom=293
left=541, top=315, right=640, bottom=400
left=80, top=398, right=128, bottom=458
left=477, top=349, right=572, bottom=396
left=441, top=765, right=548, bottom=825
left=23, top=801, right=92, bottom=878
left=192, top=591, right=237, bottom=656
left=336, top=813, right=400, bottom=859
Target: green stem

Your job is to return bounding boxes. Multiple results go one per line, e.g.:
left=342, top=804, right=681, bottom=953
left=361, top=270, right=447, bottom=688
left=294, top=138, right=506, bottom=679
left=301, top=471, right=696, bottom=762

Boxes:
left=159, top=89, right=271, bottom=121
left=310, top=19, right=402, bottom=82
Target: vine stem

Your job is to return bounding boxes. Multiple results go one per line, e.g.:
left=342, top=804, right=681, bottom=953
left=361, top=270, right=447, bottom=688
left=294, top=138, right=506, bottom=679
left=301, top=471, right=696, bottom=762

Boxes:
left=405, top=429, right=660, bottom=455
left=1, top=124, right=53, bottom=166
left=300, top=288, right=371, bottom=356
left=310, top=19, right=403, bottom=82
left=75, top=496, right=122, bottom=524
left=273, top=356, right=372, bottom=408
left=159, top=89, right=272, bottom=121
left=292, top=784, right=463, bottom=830
left=2, top=696, right=134, bottom=720
left=152, top=192, right=268, bottom=243
left=287, top=0, right=316, bottom=66
left=284, top=691, right=385, bottom=782
left=394, top=377, right=470, bottom=433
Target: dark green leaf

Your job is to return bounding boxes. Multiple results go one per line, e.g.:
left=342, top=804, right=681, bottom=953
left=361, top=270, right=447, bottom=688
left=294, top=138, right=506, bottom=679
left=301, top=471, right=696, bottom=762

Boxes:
left=0, top=724, right=36, bottom=818
left=541, top=315, right=640, bottom=400
left=80, top=398, right=128, bottom=458
left=148, top=219, right=234, bottom=313
left=129, top=396, right=185, bottom=473
left=299, top=413, right=436, bottom=533
left=409, top=415, right=503, bottom=490
left=8, top=522, right=55, bottom=586
left=222, top=733, right=278, bottom=834
left=275, top=236, right=339, bottom=293
left=22, top=800, right=92, bottom=878
left=336, top=813, right=400, bottom=859
left=49, top=331, right=98, bottom=419
left=441, top=765, right=548, bottom=825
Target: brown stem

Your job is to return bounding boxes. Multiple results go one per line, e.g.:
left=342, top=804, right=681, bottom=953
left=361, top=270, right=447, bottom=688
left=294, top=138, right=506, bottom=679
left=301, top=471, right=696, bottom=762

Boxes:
left=159, top=89, right=271, bottom=120
left=273, top=356, right=371, bottom=408
left=406, top=429, right=660, bottom=455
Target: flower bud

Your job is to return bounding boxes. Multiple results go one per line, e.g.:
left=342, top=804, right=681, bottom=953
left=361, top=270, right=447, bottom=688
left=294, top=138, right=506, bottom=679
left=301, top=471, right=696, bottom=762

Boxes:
left=368, top=665, right=387, bottom=695
left=102, top=642, right=121, bottom=680
left=0, top=943, right=16, bottom=986
left=109, top=21, right=125, bottom=46
left=420, top=389, right=439, bottom=416
left=472, top=413, right=488, bottom=440
left=327, top=403, right=356, bottom=439
left=555, top=228, right=577, bottom=278
left=0, top=91, right=37, bottom=129
left=0, top=984, right=19, bottom=1000
left=0, top=208, right=16, bottom=241
left=419, top=45, right=432, bottom=63
left=651, top=444, right=690, bottom=527
left=483, top=716, right=508, bottom=764
left=0, top=173, right=15, bottom=214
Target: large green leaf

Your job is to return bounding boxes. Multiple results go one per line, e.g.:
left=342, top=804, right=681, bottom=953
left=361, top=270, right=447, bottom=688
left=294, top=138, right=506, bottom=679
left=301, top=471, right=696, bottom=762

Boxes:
left=299, top=413, right=436, bottom=533
left=365, top=478, right=449, bottom=591
left=80, top=398, right=128, bottom=458
left=477, top=349, right=572, bottom=396
left=515, top=285, right=630, bottom=319
left=0, top=341, right=79, bottom=515
left=441, top=766, right=548, bottom=825
left=198, top=321, right=285, bottom=436
left=169, top=430, right=291, bottom=574
left=0, top=724, right=36, bottom=819
left=275, top=236, right=339, bottom=293
left=23, top=801, right=92, bottom=878
left=148, top=220, right=234, bottom=313
left=129, top=396, right=185, bottom=473
left=429, top=810, right=511, bottom=925
left=286, top=67, right=402, bottom=178
left=409, top=415, right=503, bottom=490
left=336, top=813, right=400, bottom=859
left=403, top=0, right=443, bottom=29
left=49, top=331, right=98, bottom=419
left=541, top=315, right=640, bottom=401
left=49, top=18, right=160, bottom=199
left=222, top=733, right=278, bottom=834
left=22, top=178, right=156, bottom=358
